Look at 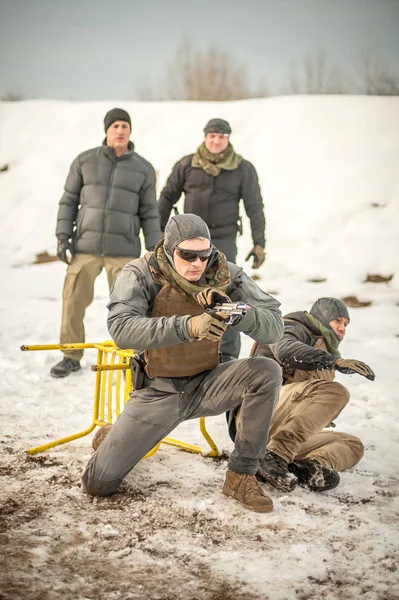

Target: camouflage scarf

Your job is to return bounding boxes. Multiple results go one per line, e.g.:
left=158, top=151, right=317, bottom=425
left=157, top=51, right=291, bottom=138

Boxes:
left=307, top=314, right=341, bottom=356
left=191, top=142, right=242, bottom=176
left=147, top=241, right=231, bottom=302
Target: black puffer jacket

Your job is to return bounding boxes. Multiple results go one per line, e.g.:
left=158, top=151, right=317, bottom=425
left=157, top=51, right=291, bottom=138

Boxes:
left=158, top=154, right=265, bottom=246
left=56, top=141, right=161, bottom=257
left=253, top=311, right=338, bottom=377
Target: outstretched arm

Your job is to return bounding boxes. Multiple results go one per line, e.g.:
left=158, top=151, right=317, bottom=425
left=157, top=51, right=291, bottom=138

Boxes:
left=255, top=321, right=337, bottom=371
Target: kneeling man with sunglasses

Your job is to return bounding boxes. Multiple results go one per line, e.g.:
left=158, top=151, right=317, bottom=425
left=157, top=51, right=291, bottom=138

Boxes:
left=83, top=214, right=284, bottom=512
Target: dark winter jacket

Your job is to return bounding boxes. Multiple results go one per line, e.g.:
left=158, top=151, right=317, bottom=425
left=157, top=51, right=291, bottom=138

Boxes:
left=158, top=154, right=265, bottom=246
left=252, top=311, right=339, bottom=382
left=56, top=141, right=161, bottom=257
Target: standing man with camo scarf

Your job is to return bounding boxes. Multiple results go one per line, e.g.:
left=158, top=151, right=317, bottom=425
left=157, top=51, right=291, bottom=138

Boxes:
left=158, top=118, right=266, bottom=362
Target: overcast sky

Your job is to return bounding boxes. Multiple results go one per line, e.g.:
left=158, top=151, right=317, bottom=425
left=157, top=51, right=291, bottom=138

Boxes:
left=0, top=0, right=398, bottom=100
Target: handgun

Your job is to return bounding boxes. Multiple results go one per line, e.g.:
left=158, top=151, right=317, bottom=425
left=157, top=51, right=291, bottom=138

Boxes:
left=205, top=302, right=249, bottom=325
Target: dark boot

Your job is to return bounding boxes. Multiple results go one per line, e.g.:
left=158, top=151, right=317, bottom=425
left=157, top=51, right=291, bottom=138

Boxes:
left=50, top=357, right=81, bottom=378
left=288, top=458, right=340, bottom=492
left=223, top=469, right=274, bottom=513
left=257, top=449, right=298, bottom=492
left=92, top=423, right=112, bottom=451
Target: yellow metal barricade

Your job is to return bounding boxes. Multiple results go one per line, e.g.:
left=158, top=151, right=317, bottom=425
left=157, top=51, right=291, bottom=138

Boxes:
left=20, top=341, right=219, bottom=458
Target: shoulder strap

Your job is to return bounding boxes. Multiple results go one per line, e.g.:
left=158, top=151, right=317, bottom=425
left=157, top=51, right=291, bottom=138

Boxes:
left=129, top=256, right=161, bottom=305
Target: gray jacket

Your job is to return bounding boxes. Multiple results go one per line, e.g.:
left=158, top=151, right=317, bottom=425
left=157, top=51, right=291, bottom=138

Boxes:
left=56, top=141, right=161, bottom=257
left=107, top=256, right=283, bottom=353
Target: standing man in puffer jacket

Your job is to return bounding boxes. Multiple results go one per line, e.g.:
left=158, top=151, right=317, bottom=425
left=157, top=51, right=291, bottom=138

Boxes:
left=158, top=118, right=266, bottom=362
left=51, top=108, right=161, bottom=378
left=227, top=298, right=375, bottom=493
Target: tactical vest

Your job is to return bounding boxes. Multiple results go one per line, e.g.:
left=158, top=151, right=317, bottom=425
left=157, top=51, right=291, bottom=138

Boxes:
left=144, top=283, right=220, bottom=378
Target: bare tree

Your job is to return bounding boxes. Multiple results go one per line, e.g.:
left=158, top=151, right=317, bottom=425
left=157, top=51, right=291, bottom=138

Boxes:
left=349, top=45, right=399, bottom=96
left=1, top=91, right=25, bottom=101
left=138, top=40, right=268, bottom=101
left=284, top=49, right=346, bottom=94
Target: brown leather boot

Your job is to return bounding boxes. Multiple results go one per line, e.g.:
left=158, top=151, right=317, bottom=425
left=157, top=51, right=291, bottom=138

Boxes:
left=92, top=423, right=112, bottom=451
left=223, top=468, right=274, bottom=512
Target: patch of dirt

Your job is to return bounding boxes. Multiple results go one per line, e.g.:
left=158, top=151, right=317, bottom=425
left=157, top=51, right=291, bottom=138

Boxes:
left=32, top=251, right=58, bottom=264
left=341, top=295, right=372, bottom=308
left=307, top=277, right=327, bottom=283
left=364, top=273, right=394, bottom=284
left=335, top=493, right=375, bottom=505
left=1, top=450, right=397, bottom=600
left=0, top=163, right=9, bottom=172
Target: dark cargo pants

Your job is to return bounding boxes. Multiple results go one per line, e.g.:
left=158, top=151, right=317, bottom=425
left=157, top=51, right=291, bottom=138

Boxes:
left=82, top=356, right=282, bottom=497
left=60, top=253, right=134, bottom=360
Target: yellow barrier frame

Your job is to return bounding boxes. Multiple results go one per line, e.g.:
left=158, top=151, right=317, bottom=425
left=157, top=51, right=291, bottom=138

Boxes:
left=21, top=341, right=219, bottom=458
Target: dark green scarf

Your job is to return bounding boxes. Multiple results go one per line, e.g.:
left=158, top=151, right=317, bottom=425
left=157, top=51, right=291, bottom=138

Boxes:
left=147, top=242, right=231, bottom=302
left=307, top=314, right=341, bottom=356
left=191, top=142, right=242, bottom=176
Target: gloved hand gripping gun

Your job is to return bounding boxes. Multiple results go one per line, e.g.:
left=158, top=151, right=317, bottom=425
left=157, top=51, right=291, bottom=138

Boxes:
left=205, top=302, right=249, bottom=326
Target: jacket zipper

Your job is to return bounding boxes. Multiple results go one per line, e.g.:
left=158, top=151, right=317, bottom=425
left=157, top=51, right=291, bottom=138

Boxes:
left=102, top=160, right=117, bottom=256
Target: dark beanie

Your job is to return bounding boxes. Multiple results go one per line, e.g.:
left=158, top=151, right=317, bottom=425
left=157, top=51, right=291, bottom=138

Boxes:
left=310, top=298, right=350, bottom=328
left=164, top=214, right=211, bottom=260
left=104, top=108, right=131, bottom=132
left=204, top=118, right=232, bottom=136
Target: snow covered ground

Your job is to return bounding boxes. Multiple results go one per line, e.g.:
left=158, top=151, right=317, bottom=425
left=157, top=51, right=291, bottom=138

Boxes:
left=0, top=97, right=398, bottom=600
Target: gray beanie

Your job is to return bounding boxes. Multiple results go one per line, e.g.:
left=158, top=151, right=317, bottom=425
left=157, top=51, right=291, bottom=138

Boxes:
left=310, top=298, right=350, bottom=328
left=104, top=108, right=131, bottom=132
left=164, top=214, right=211, bottom=252
left=204, top=118, right=232, bottom=136
left=164, top=214, right=211, bottom=263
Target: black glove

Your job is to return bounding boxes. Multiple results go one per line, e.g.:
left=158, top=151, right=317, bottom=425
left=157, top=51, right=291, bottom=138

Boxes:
left=57, top=235, right=74, bottom=264
left=195, top=288, right=231, bottom=309
left=245, top=245, right=266, bottom=269
left=335, top=358, right=375, bottom=381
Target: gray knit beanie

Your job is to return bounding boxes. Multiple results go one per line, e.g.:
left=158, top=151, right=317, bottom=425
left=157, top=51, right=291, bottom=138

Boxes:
left=310, top=298, right=350, bottom=328
left=163, top=214, right=211, bottom=264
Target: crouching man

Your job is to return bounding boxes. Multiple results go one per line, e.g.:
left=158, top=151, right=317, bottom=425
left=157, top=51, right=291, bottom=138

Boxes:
left=227, top=297, right=375, bottom=493
left=82, top=214, right=283, bottom=513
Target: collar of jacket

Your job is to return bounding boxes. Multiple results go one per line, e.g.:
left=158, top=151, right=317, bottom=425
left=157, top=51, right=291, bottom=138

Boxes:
left=101, top=139, right=135, bottom=160
left=284, top=311, right=341, bottom=356
left=283, top=311, right=321, bottom=337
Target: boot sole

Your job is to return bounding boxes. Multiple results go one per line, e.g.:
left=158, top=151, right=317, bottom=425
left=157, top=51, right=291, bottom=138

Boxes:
left=50, top=367, right=81, bottom=378
left=288, top=461, right=340, bottom=492
left=256, top=469, right=297, bottom=493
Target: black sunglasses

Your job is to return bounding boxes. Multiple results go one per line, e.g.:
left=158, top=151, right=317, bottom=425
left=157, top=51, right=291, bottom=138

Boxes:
left=175, top=246, right=212, bottom=263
